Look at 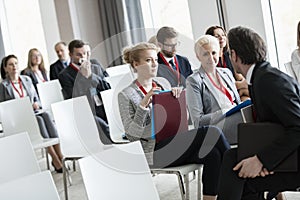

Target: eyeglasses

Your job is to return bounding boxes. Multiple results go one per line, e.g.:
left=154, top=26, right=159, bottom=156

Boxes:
left=163, top=41, right=180, bottom=48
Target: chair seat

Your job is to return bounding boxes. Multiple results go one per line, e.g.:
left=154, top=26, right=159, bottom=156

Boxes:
left=31, top=138, right=59, bottom=149
left=151, top=164, right=200, bottom=175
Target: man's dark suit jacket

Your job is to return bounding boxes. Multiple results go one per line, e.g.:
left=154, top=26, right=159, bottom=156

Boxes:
left=50, top=60, right=65, bottom=80
left=58, top=63, right=111, bottom=122
left=21, top=69, right=48, bottom=94
left=251, top=61, right=300, bottom=171
left=157, top=53, right=193, bottom=87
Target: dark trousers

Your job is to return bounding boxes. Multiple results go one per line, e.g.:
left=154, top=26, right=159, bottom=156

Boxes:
left=36, top=111, right=58, bottom=138
left=217, top=148, right=300, bottom=200
left=153, top=126, right=230, bottom=195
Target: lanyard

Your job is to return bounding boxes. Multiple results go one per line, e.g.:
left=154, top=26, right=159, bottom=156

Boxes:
left=10, top=78, right=24, bottom=98
left=135, top=80, right=157, bottom=95
left=206, top=72, right=234, bottom=104
left=159, top=53, right=180, bottom=86
left=70, top=63, right=79, bottom=72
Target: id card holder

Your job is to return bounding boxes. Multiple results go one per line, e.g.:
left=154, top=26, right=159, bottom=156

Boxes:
left=90, top=88, right=102, bottom=106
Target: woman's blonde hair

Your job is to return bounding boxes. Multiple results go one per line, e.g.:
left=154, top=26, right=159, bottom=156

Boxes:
left=194, top=35, right=220, bottom=56
left=122, top=42, right=159, bottom=66
left=25, top=48, right=46, bottom=73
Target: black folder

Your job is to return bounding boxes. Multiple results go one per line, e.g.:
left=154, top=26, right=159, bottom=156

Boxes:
left=237, top=122, right=298, bottom=172
left=151, top=90, right=188, bottom=143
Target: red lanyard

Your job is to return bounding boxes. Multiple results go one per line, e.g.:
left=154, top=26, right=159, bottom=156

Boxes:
left=159, top=53, right=180, bottom=85
left=206, top=72, right=234, bottom=104
left=135, top=80, right=157, bottom=95
left=217, top=55, right=227, bottom=68
left=70, top=63, right=79, bottom=72
left=10, top=78, right=24, bottom=98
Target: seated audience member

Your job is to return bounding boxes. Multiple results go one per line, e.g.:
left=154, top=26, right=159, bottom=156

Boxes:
left=50, top=41, right=70, bottom=80
left=58, top=39, right=112, bottom=144
left=205, top=25, right=250, bottom=101
left=21, top=48, right=48, bottom=93
left=217, top=26, right=300, bottom=200
left=156, top=26, right=193, bottom=88
left=291, top=20, right=300, bottom=82
left=118, top=42, right=230, bottom=200
left=0, top=55, right=63, bottom=173
left=186, top=35, right=243, bottom=144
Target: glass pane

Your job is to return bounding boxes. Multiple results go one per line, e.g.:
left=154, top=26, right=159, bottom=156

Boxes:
left=270, top=0, right=300, bottom=67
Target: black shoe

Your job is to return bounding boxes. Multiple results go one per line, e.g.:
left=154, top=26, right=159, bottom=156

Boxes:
left=51, top=162, right=63, bottom=173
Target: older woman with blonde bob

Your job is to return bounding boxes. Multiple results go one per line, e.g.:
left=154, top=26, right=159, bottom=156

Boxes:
left=186, top=35, right=243, bottom=145
left=118, top=42, right=230, bottom=200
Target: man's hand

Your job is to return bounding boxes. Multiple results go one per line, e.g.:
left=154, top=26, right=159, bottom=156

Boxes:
left=79, top=60, right=92, bottom=78
left=233, top=155, right=263, bottom=178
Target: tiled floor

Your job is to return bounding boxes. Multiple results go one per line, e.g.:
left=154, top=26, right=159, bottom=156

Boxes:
left=38, top=153, right=300, bottom=200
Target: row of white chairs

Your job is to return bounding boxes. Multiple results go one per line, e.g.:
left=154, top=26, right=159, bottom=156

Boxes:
left=0, top=132, right=60, bottom=199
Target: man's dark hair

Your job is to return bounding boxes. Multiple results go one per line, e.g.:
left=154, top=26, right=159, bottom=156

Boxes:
left=68, top=39, right=85, bottom=54
left=156, top=26, right=178, bottom=44
left=228, top=26, right=267, bottom=64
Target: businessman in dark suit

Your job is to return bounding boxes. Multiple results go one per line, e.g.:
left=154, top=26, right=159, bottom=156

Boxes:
left=58, top=39, right=112, bottom=144
left=156, top=26, right=193, bottom=87
left=217, top=26, right=300, bottom=200
left=50, top=42, right=70, bottom=80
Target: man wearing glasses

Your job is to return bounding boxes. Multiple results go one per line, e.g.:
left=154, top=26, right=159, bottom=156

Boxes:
left=156, top=26, right=193, bottom=87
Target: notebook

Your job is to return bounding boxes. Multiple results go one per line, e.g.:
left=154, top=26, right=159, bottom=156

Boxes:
left=151, top=90, right=188, bottom=143
left=237, top=122, right=298, bottom=172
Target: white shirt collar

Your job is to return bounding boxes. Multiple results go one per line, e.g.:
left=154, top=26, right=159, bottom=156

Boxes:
left=246, top=64, right=256, bottom=85
left=163, top=55, right=175, bottom=63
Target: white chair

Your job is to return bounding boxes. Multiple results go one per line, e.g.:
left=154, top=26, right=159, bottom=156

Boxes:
left=0, top=97, right=59, bottom=169
left=102, top=86, right=202, bottom=199
left=51, top=96, right=108, bottom=200
left=285, top=61, right=297, bottom=81
left=37, top=79, right=64, bottom=119
left=0, top=132, right=40, bottom=184
left=150, top=165, right=202, bottom=200
left=105, top=72, right=135, bottom=90
left=106, top=63, right=131, bottom=77
left=0, top=171, right=60, bottom=200
left=79, top=141, right=159, bottom=200
left=101, top=89, right=129, bottom=143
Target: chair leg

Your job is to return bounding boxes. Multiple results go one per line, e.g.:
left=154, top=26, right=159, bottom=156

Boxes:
left=45, top=148, right=50, bottom=170
left=197, top=169, right=202, bottom=200
left=184, top=174, right=190, bottom=200
left=176, top=172, right=186, bottom=200
left=73, top=159, right=76, bottom=171
left=63, top=158, right=72, bottom=200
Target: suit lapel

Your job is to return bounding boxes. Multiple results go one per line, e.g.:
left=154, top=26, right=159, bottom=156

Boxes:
left=2, top=79, right=14, bottom=98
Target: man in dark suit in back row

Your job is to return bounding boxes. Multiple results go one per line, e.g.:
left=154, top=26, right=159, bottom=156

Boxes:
left=50, top=41, right=70, bottom=80
left=217, top=26, right=300, bottom=200
left=156, top=26, right=193, bottom=88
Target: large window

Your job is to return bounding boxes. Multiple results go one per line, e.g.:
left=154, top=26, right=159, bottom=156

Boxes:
left=141, top=0, right=193, bottom=39
left=269, top=0, right=300, bottom=69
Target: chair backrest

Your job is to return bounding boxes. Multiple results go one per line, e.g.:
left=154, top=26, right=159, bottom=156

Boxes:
left=105, top=71, right=135, bottom=90
left=101, top=89, right=126, bottom=143
left=37, top=79, right=64, bottom=111
left=0, top=171, right=60, bottom=200
left=79, top=141, right=159, bottom=200
left=51, top=96, right=106, bottom=157
left=0, top=132, right=40, bottom=184
left=106, top=64, right=131, bottom=77
left=0, top=97, right=42, bottom=142
left=285, top=61, right=297, bottom=81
